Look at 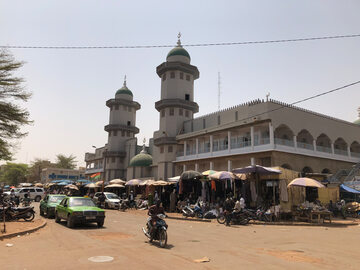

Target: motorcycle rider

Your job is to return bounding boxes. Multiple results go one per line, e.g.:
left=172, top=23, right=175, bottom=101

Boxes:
left=147, top=200, right=165, bottom=237
left=224, top=194, right=235, bottom=226
left=98, top=192, right=106, bottom=208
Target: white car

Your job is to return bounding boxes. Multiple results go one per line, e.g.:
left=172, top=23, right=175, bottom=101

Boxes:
left=93, top=192, right=121, bottom=209
left=4, top=187, right=45, bottom=202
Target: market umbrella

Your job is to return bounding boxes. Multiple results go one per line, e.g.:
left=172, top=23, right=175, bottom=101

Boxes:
left=209, top=171, right=236, bottom=180
left=95, top=181, right=105, bottom=186
left=105, top=183, right=125, bottom=189
left=76, top=179, right=91, bottom=185
left=65, top=184, right=79, bottom=190
left=167, top=176, right=180, bottom=183
left=125, top=179, right=143, bottom=186
left=152, top=180, right=172, bottom=186
left=287, top=178, right=325, bottom=188
left=109, top=179, right=126, bottom=185
left=57, top=181, right=69, bottom=186
left=34, top=183, right=43, bottom=187
left=180, top=170, right=202, bottom=181
left=202, top=170, right=217, bottom=176
left=85, top=183, right=97, bottom=188
left=234, top=173, right=247, bottom=180
left=140, top=180, right=156, bottom=186
left=232, top=165, right=281, bottom=175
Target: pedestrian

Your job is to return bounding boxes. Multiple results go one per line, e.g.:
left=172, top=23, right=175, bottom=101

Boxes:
left=224, top=195, right=235, bottom=226
left=169, top=189, right=177, bottom=212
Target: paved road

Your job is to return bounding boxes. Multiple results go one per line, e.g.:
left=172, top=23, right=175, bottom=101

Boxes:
left=0, top=203, right=359, bottom=270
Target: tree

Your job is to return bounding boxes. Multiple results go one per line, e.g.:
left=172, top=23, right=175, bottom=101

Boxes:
left=55, top=154, right=77, bottom=170
left=0, top=162, right=28, bottom=186
left=0, top=49, right=32, bottom=161
left=28, top=158, right=55, bottom=183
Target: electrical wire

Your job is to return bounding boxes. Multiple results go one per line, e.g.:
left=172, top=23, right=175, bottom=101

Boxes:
left=1, top=34, right=360, bottom=49
left=236, top=80, right=360, bottom=123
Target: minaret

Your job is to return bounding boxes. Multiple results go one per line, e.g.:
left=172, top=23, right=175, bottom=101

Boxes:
left=104, top=76, right=141, bottom=180
left=153, top=33, right=200, bottom=179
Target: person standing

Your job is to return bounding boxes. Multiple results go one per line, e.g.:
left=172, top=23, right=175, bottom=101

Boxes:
left=169, top=189, right=177, bottom=212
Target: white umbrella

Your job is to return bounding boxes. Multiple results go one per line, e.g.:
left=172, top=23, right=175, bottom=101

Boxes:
left=125, top=179, right=143, bottom=186
left=85, top=183, right=97, bottom=188
left=140, top=180, right=156, bottom=186
left=151, top=180, right=172, bottom=186
left=287, top=178, right=325, bottom=188
left=65, top=184, right=79, bottom=190
left=109, top=179, right=126, bottom=185
left=167, top=176, right=180, bottom=183
left=105, top=183, right=125, bottom=189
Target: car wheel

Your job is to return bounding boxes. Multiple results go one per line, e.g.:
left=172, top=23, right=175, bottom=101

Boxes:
left=67, top=215, right=74, bottom=228
left=35, top=196, right=41, bottom=202
left=97, top=220, right=104, bottom=228
left=55, top=212, right=61, bottom=223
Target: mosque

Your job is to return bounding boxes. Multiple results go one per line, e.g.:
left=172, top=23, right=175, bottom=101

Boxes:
left=84, top=36, right=360, bottom=181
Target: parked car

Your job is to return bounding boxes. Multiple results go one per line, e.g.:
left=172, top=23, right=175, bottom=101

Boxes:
left=55, top=197, right=105, bottom=228
left=93, top=192, right=121, bottom=209
left=4, top=187, right=45, bottom=202
left=39, top=194, right=66, bottom=217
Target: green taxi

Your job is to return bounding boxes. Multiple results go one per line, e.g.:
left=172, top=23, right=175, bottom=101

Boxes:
left=40, top=194, right=66, bottom=218
left=55, top=197, right=105, bottom=228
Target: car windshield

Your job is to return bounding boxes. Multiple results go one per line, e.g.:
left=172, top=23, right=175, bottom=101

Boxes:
left=49, top=196, right=65, bottom=203
left=106, top=193, right=119, bottom=200
left=69, top=198, right=95, bottom=207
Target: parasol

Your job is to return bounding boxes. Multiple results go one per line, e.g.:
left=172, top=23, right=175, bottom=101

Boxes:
left=180, top=170, right=202, bottom=181
left=167, top=176, right=180, bottom=183
left=105, top=183, right=125, bottom=189
left=85, top=183, right=97, bottom=188
left=202, top=170, right=217, bottom=176
left=34, top=183, right=43, bottom=187
left=125, top=179, right=143, bottom=186
left=287, top=178, right=325, bottom=188
left=232, top=165, right=281, bottom=175
left=209, top=171, right=236, bottom=180
left=140, top=180, right=156, bottom=186
left=151, top=180, right=172, bottom=186
left=109, top=179, right=126, bottom=185
left=65, top=184, right=79, bottom=190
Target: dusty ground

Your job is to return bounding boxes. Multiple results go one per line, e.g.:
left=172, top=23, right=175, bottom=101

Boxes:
left=0, top=219, right=43, bottom=236
left=0, top=203, right=359, bottom=270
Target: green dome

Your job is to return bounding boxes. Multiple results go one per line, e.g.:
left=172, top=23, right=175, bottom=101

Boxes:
left=116, top=85, right=133, bottom=97
left=129, top=148, right=153, bottom=167
left=166, top=46, right=191, bottom=60
left=354, top=119, right=360, bottom=125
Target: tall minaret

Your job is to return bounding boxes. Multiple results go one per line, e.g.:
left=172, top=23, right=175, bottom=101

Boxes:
left=153, top=33, right=200, bottom=180
left=104, top=76, right=141, bottom=180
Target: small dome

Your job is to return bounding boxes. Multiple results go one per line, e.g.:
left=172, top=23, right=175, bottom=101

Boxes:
left=116, top=76, right=133, bottom=97
left=116, top=85, right=133, bottom=97
left=166, top=46, right=191, bottom=60
left=129, top=146, right=152, bottom=167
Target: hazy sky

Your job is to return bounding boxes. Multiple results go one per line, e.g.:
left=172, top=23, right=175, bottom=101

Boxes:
left=1, top=0, right=360, bottom=167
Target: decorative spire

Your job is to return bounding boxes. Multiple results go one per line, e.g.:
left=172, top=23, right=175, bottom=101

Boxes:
left=123, top=75, right=127, bottom=87
left=140, top=138, right=147, bottom=154
left=177, top=32, right=182, bottom=47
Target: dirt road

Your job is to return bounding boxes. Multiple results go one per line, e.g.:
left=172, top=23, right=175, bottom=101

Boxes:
left=0, top=205, right=359, bottom=270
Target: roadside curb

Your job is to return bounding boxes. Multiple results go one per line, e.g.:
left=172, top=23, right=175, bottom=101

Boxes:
left=249, top=221, right=359, bottom=227
left=167, top=216, right=212, bottom=223
left=0, top=219, right=47, bottom=240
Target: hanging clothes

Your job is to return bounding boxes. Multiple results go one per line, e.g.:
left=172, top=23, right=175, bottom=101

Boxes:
left=250, top=180, right=257, bottom=203
left=201, top=181, right=206, bottom=202
left=279, top=179, right=289, bottom=202
left=211, top=180, right=216, bottom=191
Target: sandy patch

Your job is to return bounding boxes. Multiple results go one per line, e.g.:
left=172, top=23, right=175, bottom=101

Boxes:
left=257, top=248, right=323, bottom=264
left=88, top=232, right=133, bottom=241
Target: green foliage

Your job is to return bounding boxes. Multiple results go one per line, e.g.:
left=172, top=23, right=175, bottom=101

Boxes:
left=55, top=154, right=77, bottom=170
left=0, top=49, right=32, bottom=161
left=0, top=162, right=29, bottom=186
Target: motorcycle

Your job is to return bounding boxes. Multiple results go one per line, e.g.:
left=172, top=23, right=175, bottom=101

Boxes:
left=142, top=214, right=168, bottom=248
left=0, top=204, right=35, bottom=222
left=118, top=199, right=128, bottom=211
left=243, top=208, right=271, bottom=222
left=217, top=210, right=249, bottom=225
left=182, top=202, right=204, bottom=218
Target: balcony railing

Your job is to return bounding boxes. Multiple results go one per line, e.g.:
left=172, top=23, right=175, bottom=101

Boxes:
left=186, top=148, right=196, bottom=155
left=275, top=138, right=294, bottom=147
left=255, top=137, right=270, bottom=146
left=231, top=140, right=251, bottom=149
left=351, top=152, right=360, bottom=158
left=198, top=145, right=210, bottom=154
left=213, top=143, right=228, bottom=152
left=176, top=151, right=184, bottom=157
left=334, top=149, right=348, bottom=156
left=316, top=145, right=332, bottom=154
left=297, top=142, right=314, bottom=150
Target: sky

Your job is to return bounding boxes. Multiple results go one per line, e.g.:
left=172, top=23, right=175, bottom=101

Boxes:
left=1, top=0, right=360, bottom=167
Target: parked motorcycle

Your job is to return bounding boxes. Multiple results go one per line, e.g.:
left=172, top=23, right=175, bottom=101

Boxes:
left=182, top=202, right=204, bottom=218
left=217, top=210, right=249, bottom=225
left=142, top=214, right=168, bottom=248
left=243, top=208, right=271, bottom=222
left=118, top=199, right=128, bottom=211
left=0, top=204, right=35, bottom=222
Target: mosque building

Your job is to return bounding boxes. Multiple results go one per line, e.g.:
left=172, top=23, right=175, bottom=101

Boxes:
left=84, top=36, right=360, bottom=181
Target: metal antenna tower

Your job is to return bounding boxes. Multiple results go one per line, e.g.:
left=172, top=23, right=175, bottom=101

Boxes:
left=218, top=72, right=221, bottom=111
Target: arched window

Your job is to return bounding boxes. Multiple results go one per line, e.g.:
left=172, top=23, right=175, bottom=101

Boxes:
left=316, top=134, right=332, bottom=153
left=274, top=124, right=294, bottom=146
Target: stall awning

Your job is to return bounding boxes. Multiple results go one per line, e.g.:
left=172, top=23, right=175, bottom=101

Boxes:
left=340, top=184, right=360, bottom=194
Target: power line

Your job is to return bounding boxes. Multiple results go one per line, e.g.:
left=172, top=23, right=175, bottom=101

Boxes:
left=1, top=34, right=360, bottom=50
left=237, top=80, right=360, bottom=123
